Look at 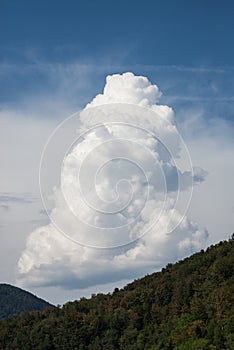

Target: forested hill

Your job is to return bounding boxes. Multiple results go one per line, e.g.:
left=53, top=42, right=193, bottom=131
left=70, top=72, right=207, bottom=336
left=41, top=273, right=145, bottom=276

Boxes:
left=0, top=284, right=54, bottom=320
left=0, top=236, right=233, bottom=350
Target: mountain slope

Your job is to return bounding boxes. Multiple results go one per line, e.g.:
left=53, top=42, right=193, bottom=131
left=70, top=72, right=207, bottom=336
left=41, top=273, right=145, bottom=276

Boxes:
left=0, top=284, right=54, bottom=320
left=0, top=235, right=233, bottom=349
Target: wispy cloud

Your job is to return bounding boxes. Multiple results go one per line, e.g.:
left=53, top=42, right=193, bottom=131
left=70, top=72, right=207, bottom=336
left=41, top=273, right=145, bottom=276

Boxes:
left=0, top=192, right=37, bottom=204
left=132, top=64, right=230, bottom=74
left=164, top=95, right=234, bottom=102
left=0, top=204, right=9, bottom=211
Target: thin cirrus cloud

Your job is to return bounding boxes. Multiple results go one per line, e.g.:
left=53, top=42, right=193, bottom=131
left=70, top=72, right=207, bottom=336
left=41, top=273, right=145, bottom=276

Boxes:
left=17, top=72, right=208, bottom=290
left=0, top=193, right=36, bottom=204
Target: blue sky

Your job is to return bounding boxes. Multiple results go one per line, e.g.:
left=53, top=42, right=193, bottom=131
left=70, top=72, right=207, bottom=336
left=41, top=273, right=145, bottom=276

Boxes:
left=0, top=0, right=234, bottom=304
left=1, top=0, right=234, bottom=66
left=1, top=0, right=234, bottom=120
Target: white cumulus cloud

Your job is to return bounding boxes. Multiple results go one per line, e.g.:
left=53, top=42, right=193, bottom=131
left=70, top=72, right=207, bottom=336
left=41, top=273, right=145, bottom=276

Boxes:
left=17, top=72, right=208, bottom=289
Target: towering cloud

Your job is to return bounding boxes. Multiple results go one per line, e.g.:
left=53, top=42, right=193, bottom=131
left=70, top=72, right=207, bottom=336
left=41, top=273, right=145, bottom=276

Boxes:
left=18, top=73, right=208, bottom=289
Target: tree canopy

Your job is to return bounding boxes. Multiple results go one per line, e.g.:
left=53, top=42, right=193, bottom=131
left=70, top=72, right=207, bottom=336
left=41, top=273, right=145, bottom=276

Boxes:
left=0, top=284, right=54, bottom=320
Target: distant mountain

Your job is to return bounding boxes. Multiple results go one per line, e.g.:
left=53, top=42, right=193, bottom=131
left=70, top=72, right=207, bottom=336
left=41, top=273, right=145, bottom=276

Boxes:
left=0, top=284, right=54, bottom=320
left=0, top=235, right=233, bottom=349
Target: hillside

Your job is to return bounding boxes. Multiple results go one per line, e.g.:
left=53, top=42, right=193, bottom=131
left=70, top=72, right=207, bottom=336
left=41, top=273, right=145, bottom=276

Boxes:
left=0, top=235, right=233, bottom=350
left=0, top=284, right=54, bottom=320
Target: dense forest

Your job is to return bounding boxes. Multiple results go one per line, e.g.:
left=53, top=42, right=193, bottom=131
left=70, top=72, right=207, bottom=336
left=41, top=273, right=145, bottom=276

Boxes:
left=0, top=235, right=233, bottom=349
left=0, top=284, right=54, bottom=320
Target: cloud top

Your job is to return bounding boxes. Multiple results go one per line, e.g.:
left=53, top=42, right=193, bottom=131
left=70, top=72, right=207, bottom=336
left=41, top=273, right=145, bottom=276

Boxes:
left=87, top=72, right=162, bottom=107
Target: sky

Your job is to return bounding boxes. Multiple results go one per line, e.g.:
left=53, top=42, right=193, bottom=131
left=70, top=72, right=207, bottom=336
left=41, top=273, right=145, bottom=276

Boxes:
left=0, top=0, right=234, bottom=305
